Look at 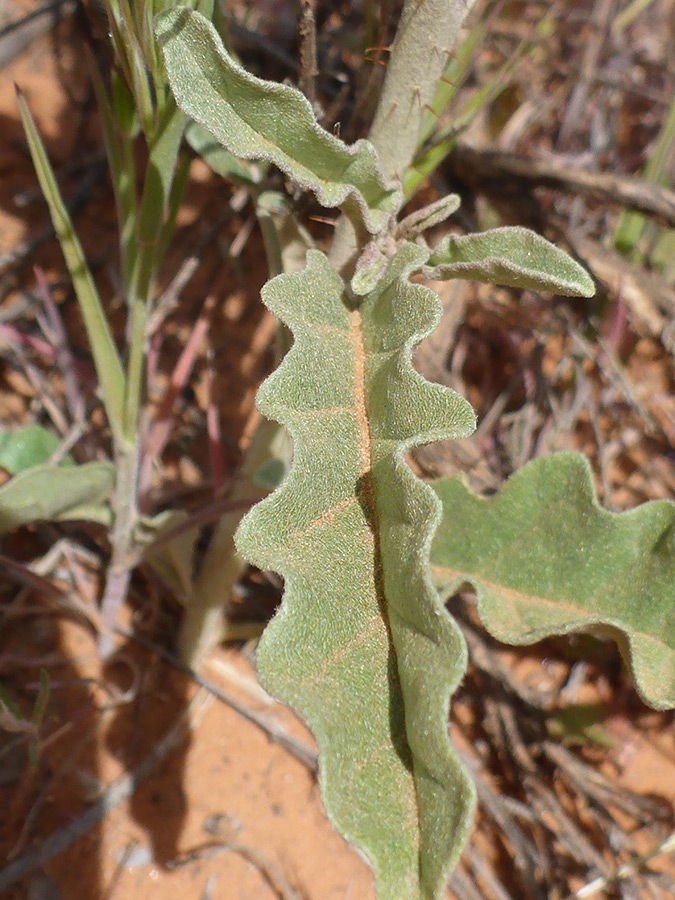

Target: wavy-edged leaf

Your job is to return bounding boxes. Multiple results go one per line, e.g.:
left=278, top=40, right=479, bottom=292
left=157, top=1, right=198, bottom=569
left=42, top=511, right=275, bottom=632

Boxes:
left=236, top=246, right=477, bottom=900
left=0, top=462, right=114, bottom=532
left=156, top=7, right=400, bottom=233
left=424, top=226, right=595, bottom=296
left=430, top=452, right=675, bottom=710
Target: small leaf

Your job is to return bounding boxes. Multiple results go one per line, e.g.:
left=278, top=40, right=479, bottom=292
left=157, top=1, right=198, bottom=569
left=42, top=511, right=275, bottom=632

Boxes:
left=351, top=239, right=390, bottom=296
left=236, top=246, right=476, bottom=900
left=156, top=7, right=400, bottom=233
left=424, top=226, right=596, bottom=296
left=0, top=462, right=114, bottom=532
left=0, top=425, right=73, bottom=474
left=396, top=194, right=461, bottom=237
left=430, top=452, right=675, bottom=710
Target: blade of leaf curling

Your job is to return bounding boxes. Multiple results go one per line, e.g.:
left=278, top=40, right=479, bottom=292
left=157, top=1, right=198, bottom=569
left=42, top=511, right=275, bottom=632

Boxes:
left=424, top=226, right=596, bottom=296
left=430, top=452, right=675, bottom=710
left=155, top=7, right=400, bottom=234
left=236, top=246, right=476, bottom=900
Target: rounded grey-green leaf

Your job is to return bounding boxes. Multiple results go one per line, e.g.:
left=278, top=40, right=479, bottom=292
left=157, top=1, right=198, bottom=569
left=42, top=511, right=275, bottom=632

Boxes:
left=0, top=461, right=114, bottom=532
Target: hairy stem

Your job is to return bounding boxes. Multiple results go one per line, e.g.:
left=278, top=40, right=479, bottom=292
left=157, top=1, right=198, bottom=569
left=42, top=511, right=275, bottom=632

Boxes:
left=99, top=101, right=186, bottom=656
left=329, top=0, right=476, bottom=275
left=98, top=441, right=140, bottom=658
left=368, top=0, right=476, bottom=183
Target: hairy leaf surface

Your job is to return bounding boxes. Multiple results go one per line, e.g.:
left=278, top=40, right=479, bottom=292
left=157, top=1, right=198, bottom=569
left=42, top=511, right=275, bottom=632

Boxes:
left=431, top=452, right=675, bottom=710
left=424, top=226, right=595, bottom=296
left=157, top=8, right=400, bottom=233
left=236, top=247, right=477, bottom=900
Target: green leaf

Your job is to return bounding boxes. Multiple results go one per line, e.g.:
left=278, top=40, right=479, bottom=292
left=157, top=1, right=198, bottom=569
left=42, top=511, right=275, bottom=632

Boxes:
left=397, top=194, right=462, bottom=237
left=186, top=121, right=262, bottom=186
left=0, top=426, right=73, bottom=474
left=430, top=452, right=675, bottom=711
left=17, top=91, right=127, bottom=442
left=0, top=462, right=114, bottom=532
left=424, top=226, right=596, bottom=296
left=547, top=702, right=618, bottom=749
left=156, top=7, right=400, bottom=233
left=90, top=60, right=138, bottom=288
left=236, top=246, right=477, bottom=900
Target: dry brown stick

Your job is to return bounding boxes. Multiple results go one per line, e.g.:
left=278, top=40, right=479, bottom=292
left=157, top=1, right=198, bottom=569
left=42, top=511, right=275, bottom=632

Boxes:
left=449, top=866, right=487, bottom=900
left=167, top=841, right=303, bottom=900
left=562, top=832, right=675, bottom=900
left=465, top=844, right=515, bottom=900
left=450, top=142, right=675, bottom=228
left=543, top=741, right=670, bottom=822
left=0, top=0, right=76, bottom=69
left=565, top=232, right=675, bottom=337
left=524, top=778, right=610, bottom=876
left=461, top=619, right=548, bottom=710
left=298, top=0, right=318, bottom=109
left=556, top=0, right=613, bottom=150
left=457, top=743, right=546, bottom=900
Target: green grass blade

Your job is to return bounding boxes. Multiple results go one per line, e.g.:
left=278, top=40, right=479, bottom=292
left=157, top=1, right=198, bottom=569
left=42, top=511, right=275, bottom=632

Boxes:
left=89, top=57, right=139, bottom=288
left=614, top=89, right=675, bottom=262
left=124, top=99, right=186, bottom=438
left=17, top=91, right=126, bottom=442
left=418, top=5, right=488, bottom=148
left=153, top=152, right=191, bottom=276
left=612, top=0, right=658, bottom=34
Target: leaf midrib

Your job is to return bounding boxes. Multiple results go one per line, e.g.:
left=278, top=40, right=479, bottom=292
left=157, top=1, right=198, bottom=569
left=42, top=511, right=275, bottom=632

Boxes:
left=351, top=307, right=422, bottom=842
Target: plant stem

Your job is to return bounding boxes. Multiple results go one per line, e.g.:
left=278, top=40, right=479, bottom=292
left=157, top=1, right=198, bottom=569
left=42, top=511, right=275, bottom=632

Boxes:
left=329, top=0, right=477, bottom=275
left=177, top=416, right=291, bottom=666
left=368, top=0, right=477, bottom=183
left=99, top=100, right=187, bottom=655
left=98, top=441, right=140, bottom=657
